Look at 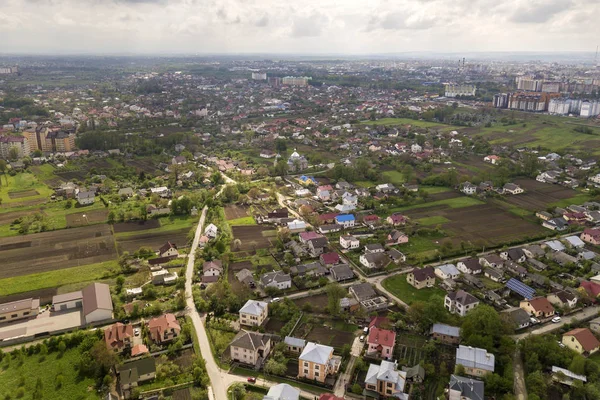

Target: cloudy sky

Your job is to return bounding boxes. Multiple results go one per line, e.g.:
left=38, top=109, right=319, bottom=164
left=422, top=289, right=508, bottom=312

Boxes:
left=1, top=0, right=598, bottom=54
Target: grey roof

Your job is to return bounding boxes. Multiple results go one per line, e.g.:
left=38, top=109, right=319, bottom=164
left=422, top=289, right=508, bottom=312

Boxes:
left=365, top=243, right=385, bottom=251
left=431, top=323, right=460, bottom=338
left=449, top=375, right=484, bottom=400
left=350, top=282, right=377, bottom=301
left=284, top=336, right=306, bottom=348
left=118, top=357, right=156, bottom=385
left=551, top=366, right=587, bottom=383
left=565, top=236, right=585, bottom=247
left=503, top=307, right=531, bottom=326
left=446, top=290, right=479, bottom=306
left=436, top=264, right=459, bottom=276
left=82, top=282, right=113, bottom=316
left=331, top=264, right=354, bottom=280
left=230, top=330, right=269, bottom=351
left=261, top=271, right=291, bottom=286
left=263, top=383, right=300, bottom=400
left=0, top=298, right=39, bottom=314
left=456, top=345, right=495, bottom=372
left=239, top=300, right=268, bottom=316
left=545, top=240, right=565, bottom=252
left=299, top=342, right=333, bottom=365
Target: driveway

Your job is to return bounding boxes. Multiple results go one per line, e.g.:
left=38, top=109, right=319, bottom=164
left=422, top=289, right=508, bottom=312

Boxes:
left=0, top=309, right=82, bottom=340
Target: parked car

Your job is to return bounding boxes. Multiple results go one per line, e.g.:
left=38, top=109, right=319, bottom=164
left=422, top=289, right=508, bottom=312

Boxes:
left=134, top=328, right=141, bottom=336
left=271, top=297, right=281, bottom=303
left=359, top=335, right=365, bottom=342
left=552, top=316, right=562, bottom=323
left=363, top=327, right=369, bottom=334
left=247, top=377, right=256, bottom=383
left=529, top=317, right=539, bottom=324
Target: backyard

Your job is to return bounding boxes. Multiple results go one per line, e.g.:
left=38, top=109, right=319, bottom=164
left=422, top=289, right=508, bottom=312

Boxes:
left=382, top=274, right=446, bottom=305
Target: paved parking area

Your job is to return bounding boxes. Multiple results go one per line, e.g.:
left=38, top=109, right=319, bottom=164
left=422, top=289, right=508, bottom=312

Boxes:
left=0, top=309, right=83, bottom=340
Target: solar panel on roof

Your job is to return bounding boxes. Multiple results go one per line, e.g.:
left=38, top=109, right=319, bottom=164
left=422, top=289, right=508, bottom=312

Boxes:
left=506, top=278, right=535, bottom=299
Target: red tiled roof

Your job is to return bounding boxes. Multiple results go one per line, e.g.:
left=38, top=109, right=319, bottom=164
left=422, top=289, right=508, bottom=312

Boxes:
left=580, top=281, right=600, bottom=298
left=367, top=327, right=396, bottom=348
left=528, top=297, right=555, bottom=314
left=369, top=316, right=391, bottom=329
left=318, top=213, right=339, bottom=221
left=320, top=252, right=340, bottom=265
left=564, top=328, right=600, bottom=352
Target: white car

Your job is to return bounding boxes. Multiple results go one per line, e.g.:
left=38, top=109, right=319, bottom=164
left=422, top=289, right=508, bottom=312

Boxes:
left=552, top=316, right=561, bottom=323
left=134, top=328, right=141, bottom=336
left=359, top=335, right=365, bottom=342
left=363, top=327, right=369, bottom=334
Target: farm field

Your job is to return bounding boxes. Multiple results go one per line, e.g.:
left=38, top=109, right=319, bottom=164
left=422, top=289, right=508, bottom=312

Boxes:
left=293, top=317, right=357, bottom=350
left=230, top=225, right=277, bottom=251
left=292, top=293, right=329, bottom=313
left=113, top=219, right=161, bottom=233
left=0, top=172, right=53, bottom=205
left=113, top=216, right=196, bottom=238
left=65, top=209, right=108, bottom=227
left=0, top=343, right=101, bottom=400
left=116, top=227, right=190, bottom=254
left=360, top=118, right=445, bottom=128
left=224, top=204, right=249, bottom=220
left=0, top=224, right=117, bottom=279
left=390, top=196, right=484, bottom=213
left=382, top=275, right=446, bottom=305
left=0, top=260, right=119, bottom=298
left=405, top=202, right=549, bottom=248
left=503, top=178, right=590, bottom=211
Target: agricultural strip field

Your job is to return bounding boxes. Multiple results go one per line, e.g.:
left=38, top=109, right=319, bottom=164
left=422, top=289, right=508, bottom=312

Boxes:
left=224, top=204, right=249, bottom=220
left=503, top=178, right=594, bottom=211
left=0, top=172, right=53, bottom=205
left=405, top=202, right=549, bottom=247
left=113, top=219, right=161, bottom=233
left=230, top=226, right=277, bottom=251
left=116, top=228, right=190, bottom=254
left=360, top=118, right=445, bottom=128
left=65, top=209, right=108, bottom=227
left=0, top=224, right=117, bottom=279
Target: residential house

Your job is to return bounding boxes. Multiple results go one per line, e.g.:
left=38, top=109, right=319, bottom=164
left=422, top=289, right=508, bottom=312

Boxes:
left=308, top=237, right=329, bottom=257
left=204, top=223, right=218, bottom=239
left=317, top=185, right=333, bottom=202
left=318, top=213, right=339, bottom=224
left=364, top=244, right=385, bottom=254
left=291, top=262, right=327, bottom=277
left=318, top=224, right=342, bottom=234
left=547, top=290, right=578, bottom=309
left=484, top=267, right=504, bottom=283
left=460, top=182, right=477, bottom=195
left=104, top=322, right=134, bottom=353
left=159, top=242, right=179, bottom=258
left=335, top=214, right=355, bottom=229
left=503, top=183, right=524, bottom=194
left=330, top=264, right=354, bottom=281
left=203, top=260, right=223, bottom=278
left=236, top=269, right=256, bottom=288
left=520, top=297, right=555, bottom=319
left=386, top=248, right=406, bottom=264
left=367, top=327, right=396, bottom=360
left=406, top=267, right=435, bottom=289
left=562, top=328, right=600, bottom=356
left=565, top=236, right=586, bottom=249
left=448, top=375, right=484, bottom=400
left=386, top=230, right=408, bottom=245
left=551, top=366, right=587, bottom=387
left=523, top=245, right=545, bottom=258
left=435, top=264, right=460, bottom=280
left=148, top=313, right=181, bottom=345
left=360, top=252, right=392, bottom=269
left=320, top=252, right=340, bottom=267
left=455, top=345, right=495, bottom=377
left=77, top=190, right=95, bottom=205
left=386, top=213, right=407, bottom=226
left=298, top=342, right=341, bottom=383
left=545, top=240, right=566, bottom=252
left=484, top=155, right=500, bottom=164
left=500, top=248, right=526, bottom=263
left=287, top=219, right=307, bottom=233
left=261, top=271, right=292, bottom=290
left=299, top=231, right=323, bottom=244
left=284, top=336, right=306, bottom=354
left=340, top=235, right=359, bottom=250
left=230, top=330, right=272, bottom=367
left=402, top=364, right=425, bottom=384
left=239, top=300, right=268, bottom=327
left=479, top=254, right=504, bottom=268
left=364, top=360, right=407, bottom=398
left=457, top=258, right=482, bottom=275
left=543, top=217, right=568, bottom=231
left=581, top=228, right=600, bottom=245
left=117, top=358, right=156, bottom=391
left=552, top=251, right=579, bottom=267
left=430, top=323, right=461, bottom=345
left=349, top=282, right=377, bottom=302
left=363, top=214, right=382, bottom=229
left=445, top=290, right=480, bottom=317
left=264, top=384, right=300, bottom=400
left=502, top=307, right=531, bottom=330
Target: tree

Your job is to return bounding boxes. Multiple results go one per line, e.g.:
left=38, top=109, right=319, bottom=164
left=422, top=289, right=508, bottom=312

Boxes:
left=0, top=160, right=6, bottom=186
left=274, top=160, right=288, bottom=177
left=264, top=358, right=287, bottom=376
left=8, top=147, right=19, bottom=161
left=461, top=305, right=513, bottom=351
left=326, top=282, right=347, bottom=315
left=275, top=139, right=287, bottom=153
left=230, top=383, right=246, bottom=399
left=525, top=370, right=547, bottom=399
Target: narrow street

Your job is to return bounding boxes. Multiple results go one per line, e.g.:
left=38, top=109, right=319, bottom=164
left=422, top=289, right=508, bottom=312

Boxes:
left=512, top=305, right=600, bottom=341
left=333, top=336, right=363, bottom=397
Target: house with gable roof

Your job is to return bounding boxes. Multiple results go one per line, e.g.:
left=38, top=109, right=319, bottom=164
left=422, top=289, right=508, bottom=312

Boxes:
left=230, top=330, right=272, bottom=368
left=298, top=342, right=341, bottom=383
left=364, top=360, right=407, bottom=398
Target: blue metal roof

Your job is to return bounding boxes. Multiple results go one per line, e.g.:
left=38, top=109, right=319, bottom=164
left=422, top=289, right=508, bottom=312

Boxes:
left=506, top=278, right=535, bottom=299
left=335, top=214, right=355, bottom=222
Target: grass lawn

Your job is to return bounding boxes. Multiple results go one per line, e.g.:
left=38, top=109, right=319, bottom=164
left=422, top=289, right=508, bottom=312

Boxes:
left=354, top=180, right=374, bottom=188
left=360, top=118, right=444, bottom=128
left=0, top=172, right=53, bottom=204
left=420, top=186, right=452, bottom=194
left=0, top=344, right=100, bottom=400
left=382, top=274, right=446, bottom=305
left=415, top=216, right=450, bottom=226
left=227, top=216, right=256, bottom=226
left=382, top=170, right=405, bottom=186
left=391, top=196, right=484, bottom=213
left=31, top=163, right=59, bottom=183
left=397, top=235, right=441, bottom=262
left=550, top=192, right=596, bottom=208
left=0, top=260, right=120, bottom=296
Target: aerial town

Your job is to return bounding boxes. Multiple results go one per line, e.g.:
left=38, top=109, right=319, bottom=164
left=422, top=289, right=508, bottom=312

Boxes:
left=1, top=49, right=600, bottom=400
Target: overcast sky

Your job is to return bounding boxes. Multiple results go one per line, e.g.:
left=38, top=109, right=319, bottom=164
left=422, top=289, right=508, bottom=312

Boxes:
left=1, top=0, right=598, bottom=55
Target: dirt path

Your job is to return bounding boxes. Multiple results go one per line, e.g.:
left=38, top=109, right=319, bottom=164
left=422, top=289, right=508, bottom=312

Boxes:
left=513, top=348, right=527, bottom=400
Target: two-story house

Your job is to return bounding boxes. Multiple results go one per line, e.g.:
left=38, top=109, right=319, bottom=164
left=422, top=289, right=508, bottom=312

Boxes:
left=340, top=235, right=359, bottom=250
left=239, top=300, right=268, bottom=327
left=364, top=360, right=407, bottom=398
left=455, top=345, right=495, bottom=377
left=547, top=290, right=578, bottom=310
left=457, top=258, right=482, bottom=275
left=445, top=290, right=480, bottom=316
left=360, top=253, right=392, bottom=269
left=230, top=330, right=272, bottom=368
left=367, top=327, right=396, bottom=360
left=148, top=313, right=181, bottom=345
left=406, top=267, right=435, bottom=289
left=104, top=322, right=134, bottom=353
left=562, top=328, right=600, bottom=356
left=298, top=342, right=341, bottom=383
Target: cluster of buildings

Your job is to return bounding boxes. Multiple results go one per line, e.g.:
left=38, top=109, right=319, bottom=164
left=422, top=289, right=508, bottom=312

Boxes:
left=548, top=98, right=600, bottom=117
left=493, top=91, right=559, bottom=112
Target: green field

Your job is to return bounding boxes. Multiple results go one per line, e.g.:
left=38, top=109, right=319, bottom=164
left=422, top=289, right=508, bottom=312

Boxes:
left=0, top=260, right=120, bottom=296
left=415, top=216, right=451, bottom=226
left=227, top=216, right=256, bottom=226
left=360, top=118, right=445, bottom=128
left=0, top=172, right=53, bottom=204
left=390, top=196, right=484, bottom=213
left=382, top=274, right=446, bottom=305
left=382, top=170, right=405, bottom=186
left=420, top=186, right=452, bottom=194
left=0, top=344, right=100, bottom=400
left=354, top=180, right=375, bottom=188
left=114, top=215, right=196, bottom=238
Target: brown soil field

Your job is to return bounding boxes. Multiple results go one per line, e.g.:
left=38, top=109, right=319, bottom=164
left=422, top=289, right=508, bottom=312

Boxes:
left=113, top=219, right=161, bottom=233
left=8, top=190, right=39, bottom=199
left=229, top=260, right=253, bottom=272
left=1, top=198, right=47, bottom=208
left=65, top=209, right=109, bottom=227
left=224, top=204, right=249, bottom=220
left=293, top=293, right=328, bottom=312
left=305, top=325, right=354, bottom=348
left=116, top=228, right=189, bottom=254
left=503, top=178, right=580, bottom=211
left=55, top=170, right=87, bottom=181
left=230, top=226, right=277, bottom=251
left=126, top=159, right=163, bottom=175
left=0, top=224, right=117, bottom=279
left=406, top=202, right=548, bottom=246
left=264, top=318, right=286, bottom=334
left=0, top=209, right=39, bottom=226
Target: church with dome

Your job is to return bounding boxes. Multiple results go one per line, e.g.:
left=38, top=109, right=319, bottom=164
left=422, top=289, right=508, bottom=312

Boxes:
left=287, top=150, right=308, bottom=172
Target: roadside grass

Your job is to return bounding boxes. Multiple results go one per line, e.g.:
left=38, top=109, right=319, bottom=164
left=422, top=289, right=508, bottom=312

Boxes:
left=415, top=216, right=450, bottom=226
left=227, top=216, right=256, bottom=226
left=382, top=274, right=446, bottom=305
left=390, top=196, right=484, bottom=213
left=0, top=172, right=53, bottom=204
left=0, top=260, right=120, bottom=296
left=382, top=171, right=405, bottom=186
left=360, top=118, right=444, bottom=128
left=0, top=341, right=100, bottom=400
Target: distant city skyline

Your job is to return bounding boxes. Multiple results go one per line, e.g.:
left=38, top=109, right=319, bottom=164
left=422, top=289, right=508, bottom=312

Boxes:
left=1, top=0, right=599, bottom=55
